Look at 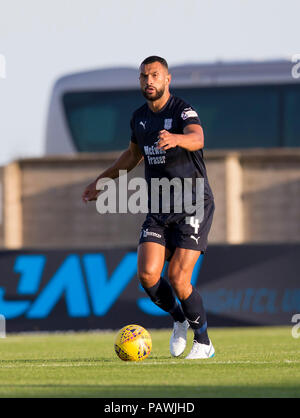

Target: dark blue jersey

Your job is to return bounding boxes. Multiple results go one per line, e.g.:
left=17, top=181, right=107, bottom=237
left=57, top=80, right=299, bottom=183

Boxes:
left=130, top=94, right=214, bottom=212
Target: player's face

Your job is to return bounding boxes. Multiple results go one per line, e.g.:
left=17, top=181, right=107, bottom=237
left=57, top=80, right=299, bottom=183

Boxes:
left=139, top=62, right=170, bottom=101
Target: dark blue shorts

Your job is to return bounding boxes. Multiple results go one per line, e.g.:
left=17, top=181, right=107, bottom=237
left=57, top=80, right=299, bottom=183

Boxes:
left=139, top=199, right=215, bottom=254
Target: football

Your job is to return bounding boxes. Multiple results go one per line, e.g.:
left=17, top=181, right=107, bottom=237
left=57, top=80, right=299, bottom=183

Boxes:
left=114, top=324, right=152, bottom=361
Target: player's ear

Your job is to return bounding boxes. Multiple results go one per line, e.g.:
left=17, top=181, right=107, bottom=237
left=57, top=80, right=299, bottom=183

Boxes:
left=166, top=72, right=171, bottom=86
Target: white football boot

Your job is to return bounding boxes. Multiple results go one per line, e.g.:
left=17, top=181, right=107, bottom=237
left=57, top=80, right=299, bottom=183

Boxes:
left=185, top=339, right=215, bottom=360
left=170, top=320, right=189, bottom=357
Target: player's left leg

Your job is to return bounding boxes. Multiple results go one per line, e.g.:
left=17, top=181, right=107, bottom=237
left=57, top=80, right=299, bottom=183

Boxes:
left=168, top=248, right=215, bottom=359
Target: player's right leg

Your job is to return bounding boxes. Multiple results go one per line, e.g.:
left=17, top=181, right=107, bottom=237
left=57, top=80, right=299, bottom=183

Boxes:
left=138, top=242, right=188, bottom=356
left=138, top=242, right=184, bottom=318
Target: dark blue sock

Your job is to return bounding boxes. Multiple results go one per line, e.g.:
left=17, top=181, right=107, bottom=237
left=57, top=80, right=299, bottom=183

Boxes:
left=180, top=286, right=210, bottom=345
left=142, top=277, right=186, bottom=323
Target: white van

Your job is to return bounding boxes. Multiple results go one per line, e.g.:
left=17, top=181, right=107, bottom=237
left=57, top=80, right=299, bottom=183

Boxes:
left=45, top=60, right=300, bottom=154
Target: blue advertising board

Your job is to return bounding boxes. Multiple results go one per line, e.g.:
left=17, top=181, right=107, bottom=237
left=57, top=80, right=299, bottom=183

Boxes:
left=0, top=244, right=299, bottom=332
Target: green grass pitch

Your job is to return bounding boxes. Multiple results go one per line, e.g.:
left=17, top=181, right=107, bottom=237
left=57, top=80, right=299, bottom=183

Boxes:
left=0, top=326, right=299, bottom=398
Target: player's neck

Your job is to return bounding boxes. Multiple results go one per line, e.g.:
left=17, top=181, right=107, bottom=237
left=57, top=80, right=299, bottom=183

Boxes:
left=147, top=92, right=171, bottom=113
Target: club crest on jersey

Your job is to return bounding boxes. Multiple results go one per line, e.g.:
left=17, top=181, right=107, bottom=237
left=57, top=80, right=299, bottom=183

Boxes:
left=164, top=118, right=172, bottom=130
left=181, top=108, right=198, bottom=120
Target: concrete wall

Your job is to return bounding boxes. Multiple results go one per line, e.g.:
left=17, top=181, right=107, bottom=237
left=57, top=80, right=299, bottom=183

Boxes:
left=2, top=149, right=300, bottom=249
left=241, top=150, right=300, bottom=242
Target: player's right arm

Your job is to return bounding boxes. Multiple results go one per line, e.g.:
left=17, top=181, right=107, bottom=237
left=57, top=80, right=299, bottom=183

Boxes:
left=82, top=141, right=143, bottom=202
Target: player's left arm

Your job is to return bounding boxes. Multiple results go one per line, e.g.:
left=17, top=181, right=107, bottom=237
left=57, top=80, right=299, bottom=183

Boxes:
left=157, top=124, right=204, bottom=152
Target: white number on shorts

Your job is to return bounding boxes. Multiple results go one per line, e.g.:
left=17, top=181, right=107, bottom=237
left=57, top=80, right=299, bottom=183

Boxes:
left=189, top=217, right=200, bottom=234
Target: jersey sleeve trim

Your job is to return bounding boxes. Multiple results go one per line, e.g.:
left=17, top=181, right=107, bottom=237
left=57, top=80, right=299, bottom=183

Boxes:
left=182, top=118, right=202, bottom=128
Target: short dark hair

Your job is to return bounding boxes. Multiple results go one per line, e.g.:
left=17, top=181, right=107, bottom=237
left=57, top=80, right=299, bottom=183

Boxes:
left=140, top=56, right=169, bottom=71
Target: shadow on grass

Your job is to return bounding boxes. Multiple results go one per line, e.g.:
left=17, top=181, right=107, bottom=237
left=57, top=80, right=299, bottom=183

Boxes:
left=0, top=358, right=110, bottom=364
left=0, top=355, right=175, bottom=364
left=0, top=384, right=299, bottom=398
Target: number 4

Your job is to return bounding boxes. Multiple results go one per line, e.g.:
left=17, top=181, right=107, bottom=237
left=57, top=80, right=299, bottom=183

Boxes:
left=188, top=216, right=200, bottom=234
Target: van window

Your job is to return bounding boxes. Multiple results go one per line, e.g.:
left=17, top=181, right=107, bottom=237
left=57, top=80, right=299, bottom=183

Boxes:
left=172, top=85, right=280, bottom=149
left=283, top=86, right=300, bottom=147
left=63, top=84, right=300, bottom=152
left=63, top=90, right=143, bottom=151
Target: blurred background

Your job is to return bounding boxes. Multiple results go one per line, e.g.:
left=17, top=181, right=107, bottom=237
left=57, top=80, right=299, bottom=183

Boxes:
left=0, top=0, right=299, bottom=332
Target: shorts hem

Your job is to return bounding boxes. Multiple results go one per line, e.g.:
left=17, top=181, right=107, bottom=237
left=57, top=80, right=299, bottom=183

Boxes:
left=138, top=238, right=173, bottom=253
left=175, top=244, right=207, bottom=253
